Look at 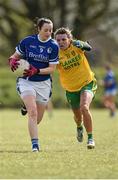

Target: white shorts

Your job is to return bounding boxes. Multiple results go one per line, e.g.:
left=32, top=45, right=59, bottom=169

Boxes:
left=105, top=89, right=117, bottom=96
left=16, top=78, right=52, bottom=104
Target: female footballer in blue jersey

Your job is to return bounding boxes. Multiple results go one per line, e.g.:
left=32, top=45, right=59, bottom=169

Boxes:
left=8, top=17, right=59, bottom=152
left=102, top=65, right=117, bottom=117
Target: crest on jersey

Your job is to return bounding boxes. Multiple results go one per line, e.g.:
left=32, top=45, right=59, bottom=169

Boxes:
left=39, top=47, right=44, bottom=53
left=47, top=47, right=52, bottom=54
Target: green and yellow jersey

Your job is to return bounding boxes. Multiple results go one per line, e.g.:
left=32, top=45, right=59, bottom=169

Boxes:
left=57, top=42, right=95, bottom=92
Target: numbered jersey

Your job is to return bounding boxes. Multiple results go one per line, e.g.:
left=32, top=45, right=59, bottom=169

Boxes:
left=16, top=34, right=59, bottom=81
left=57, top=43, right=95, bottom=92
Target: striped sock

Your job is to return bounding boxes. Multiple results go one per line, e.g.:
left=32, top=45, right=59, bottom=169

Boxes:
left=31, top=139, right=39, bottom=151
left=88, top=133, right=93, bottom=140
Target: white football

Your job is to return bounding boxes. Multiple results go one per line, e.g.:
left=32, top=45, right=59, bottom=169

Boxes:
left=15, top=59, right=30, bottom=74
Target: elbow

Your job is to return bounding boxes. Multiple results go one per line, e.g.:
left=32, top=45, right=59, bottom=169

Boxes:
left=50, top=67, right=56, bottom=74
left=49, top=65, right=56, bottom=74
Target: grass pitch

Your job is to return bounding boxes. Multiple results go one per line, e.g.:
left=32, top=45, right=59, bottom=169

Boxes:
left=0, top=109, right=118, bottom=179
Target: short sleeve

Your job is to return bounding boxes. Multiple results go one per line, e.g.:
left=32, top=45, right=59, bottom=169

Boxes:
left=15, top=39, right=26, bottom=56
left=49, top=43, right=59, bottom=64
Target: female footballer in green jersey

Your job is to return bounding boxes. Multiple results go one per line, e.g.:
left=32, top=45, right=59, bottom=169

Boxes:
left=54, top=27, right=97, bottom=149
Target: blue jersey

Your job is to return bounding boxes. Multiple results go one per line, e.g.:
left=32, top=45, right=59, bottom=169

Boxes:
left=104, top=70, right=117, bottom=90
left=16, top=34, right=59, bottom=81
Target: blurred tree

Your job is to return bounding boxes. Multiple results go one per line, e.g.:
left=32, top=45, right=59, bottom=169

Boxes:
left=0, top=0, right=118, bottom=109
left=73, top=0, right=111, bottom=38
left=0, top=1, right=25, bottom=46
left=0, top=0, right=118, bottom=66
left=0, top=0, right=31, bottom=63
left=20, top=0, right=118, bottom=40
left=21, top=0, right=67, bottom=29
left=21, top=0, right=42, bottom=20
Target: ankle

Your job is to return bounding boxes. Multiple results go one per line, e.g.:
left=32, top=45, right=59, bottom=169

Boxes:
left=87, top=133, right=93, bottom=140
left=31, top=138, right=39, bottom=150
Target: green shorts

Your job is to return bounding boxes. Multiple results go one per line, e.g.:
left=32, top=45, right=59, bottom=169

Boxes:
left=66, top=80, right=97, bottom=109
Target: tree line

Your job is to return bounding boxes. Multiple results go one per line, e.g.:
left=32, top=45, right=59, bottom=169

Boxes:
left=0, top=0, right=118, bottom=66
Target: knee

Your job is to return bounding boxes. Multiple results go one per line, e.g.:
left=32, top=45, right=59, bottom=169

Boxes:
left=80, top=104, right=89, bottom=114
left=28, top=108, right=37, bottom=120
left=74, top=114, right=81, bottom=121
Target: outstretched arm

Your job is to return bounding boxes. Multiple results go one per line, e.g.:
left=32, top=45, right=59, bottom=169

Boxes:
left=73, top=40, right=92, bottom=51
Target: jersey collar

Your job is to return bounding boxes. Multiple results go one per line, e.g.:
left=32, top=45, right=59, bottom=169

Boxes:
left=37, top=34, right=51, bottom=42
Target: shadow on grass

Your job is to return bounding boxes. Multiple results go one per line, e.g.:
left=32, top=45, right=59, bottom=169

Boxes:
left=0, top=150, right=30, bottom=153
left=0, top=149, right=73, bottom=153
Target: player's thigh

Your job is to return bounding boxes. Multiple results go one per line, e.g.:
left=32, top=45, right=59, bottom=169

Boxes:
left=108, top=95, right=115, bottom=102
left=22, top=95, right=37, bottom=114
left=80, top=80, right=96, bottom=107
left=66, top=91, right=81, bottom=109
left=80, top=91, right=93, bottom=107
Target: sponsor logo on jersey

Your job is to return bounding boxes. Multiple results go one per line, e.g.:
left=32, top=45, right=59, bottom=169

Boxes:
left=30, top=45, right=37, bottom=48
left=29, top=52, right=48, bottom=62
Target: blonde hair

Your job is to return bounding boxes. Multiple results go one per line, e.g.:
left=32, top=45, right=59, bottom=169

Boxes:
left=54, top=27, right=73, bottom=40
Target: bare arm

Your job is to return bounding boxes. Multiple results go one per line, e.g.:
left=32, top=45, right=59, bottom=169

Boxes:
left=9, top=52, right=21, bottom=60
left=40, top=64, right=57, bottom=74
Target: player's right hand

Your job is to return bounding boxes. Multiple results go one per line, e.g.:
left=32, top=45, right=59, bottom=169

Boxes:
left=23, top=65, right=40, bottom=77
left=8, top=58, right=20, bottom=72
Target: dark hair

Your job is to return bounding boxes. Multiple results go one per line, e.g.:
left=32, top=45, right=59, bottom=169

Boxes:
left=105, top=64, right=112, bottom=71
left=54, top=27, right=73, bottom=39
left=34, top=17, right=53, bottom=34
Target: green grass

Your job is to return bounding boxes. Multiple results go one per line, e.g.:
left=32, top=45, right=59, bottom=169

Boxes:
left=0, top=109, right=118, bottom=179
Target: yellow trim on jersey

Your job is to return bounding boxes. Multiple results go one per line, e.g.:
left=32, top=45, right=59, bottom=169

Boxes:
left=57, top=44, right=95, bottom=92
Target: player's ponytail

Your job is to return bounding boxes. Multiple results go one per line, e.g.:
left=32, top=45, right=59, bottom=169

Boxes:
left=33, top=17, right=39, bottom=34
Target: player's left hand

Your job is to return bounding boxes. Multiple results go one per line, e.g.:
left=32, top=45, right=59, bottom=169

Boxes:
left=23, top=65, right=40, bottom=76
left=8, top=57, right=20, bottom=72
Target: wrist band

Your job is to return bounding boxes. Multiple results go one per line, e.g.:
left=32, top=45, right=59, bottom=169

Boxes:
left=38, top=69, right=40, bottom=74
